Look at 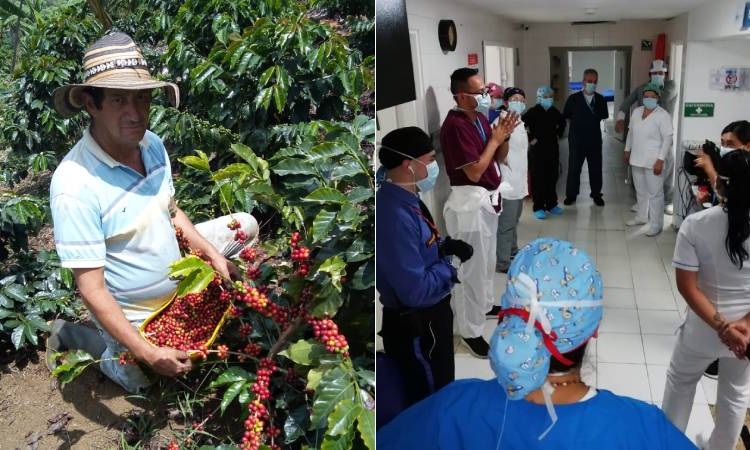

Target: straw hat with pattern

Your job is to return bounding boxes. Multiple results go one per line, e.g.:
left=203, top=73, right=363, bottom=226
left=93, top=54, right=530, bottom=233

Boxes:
left=52, top=32, right=179, bottom=117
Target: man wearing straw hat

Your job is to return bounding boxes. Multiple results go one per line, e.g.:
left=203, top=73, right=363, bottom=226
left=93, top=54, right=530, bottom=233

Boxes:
left=46, top=32, right=242, bottom=393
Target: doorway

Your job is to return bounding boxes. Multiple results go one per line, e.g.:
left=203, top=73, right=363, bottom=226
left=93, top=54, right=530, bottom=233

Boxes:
left=483, top=42, right=514, bottom=89
left=549, top=46, right=632, bottom=125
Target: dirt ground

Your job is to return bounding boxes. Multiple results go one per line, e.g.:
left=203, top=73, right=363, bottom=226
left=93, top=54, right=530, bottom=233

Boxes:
left=0, top=349, right=152, bottom=450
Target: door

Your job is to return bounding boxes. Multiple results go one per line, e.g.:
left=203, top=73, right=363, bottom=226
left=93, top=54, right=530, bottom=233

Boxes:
left=483, top=42, right=514, bottom=88
left=549, top=48, right=569, bottom=111
left=613, top=49, right=627, bottom=138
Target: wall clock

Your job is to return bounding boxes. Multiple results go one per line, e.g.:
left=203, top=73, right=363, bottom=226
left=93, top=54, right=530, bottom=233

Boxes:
left=438, top=20, right=457, bottom=52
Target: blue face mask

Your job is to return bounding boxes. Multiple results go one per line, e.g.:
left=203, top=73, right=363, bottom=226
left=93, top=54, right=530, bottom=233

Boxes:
left=508, top=100, right=526, bottom=114
left=475, top=93, right=492, bottom=117
left=379, top=144, right=439, bottom=193
left=584, top=83, right=596, bottom=94
left=414, top=161, right=439, bottom=192
left=651, top=74, right=665, bottom=86
left=539, top=98, right=554, bottom=110
left=643, top=98, right=658, bottom=110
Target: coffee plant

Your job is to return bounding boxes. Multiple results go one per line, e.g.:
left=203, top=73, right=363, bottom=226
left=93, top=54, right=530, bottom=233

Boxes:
left=2, top=0, right=374, bottom=448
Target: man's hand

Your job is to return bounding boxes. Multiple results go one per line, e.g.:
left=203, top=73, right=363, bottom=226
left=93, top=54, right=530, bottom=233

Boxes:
left=623, top=151, right=630, bottom=165
left=440, top=237, right=473, bottom=263
left=615, top=120, right=625, bottom=134
left=491, top=111, right=519, bottom=145
left=653, top=159, right=664, bottom=176
left=210, top=255, right=240, bottom=281
left=141, top=346, right=192, bottom=377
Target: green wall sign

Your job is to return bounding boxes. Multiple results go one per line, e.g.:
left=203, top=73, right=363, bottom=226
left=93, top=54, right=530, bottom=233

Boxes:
left=684, top=102, right=715, bottom=117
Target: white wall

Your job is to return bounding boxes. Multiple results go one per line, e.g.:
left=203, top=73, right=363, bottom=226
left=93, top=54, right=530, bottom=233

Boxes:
left=518, top=20, right=674, bottom=100
left=376, top=0, right=518, bottom=233
left=571, top=50, right=615, bottom=92
left=680, top=40, right=750, bottom=142
left=687, top=0, right=750, bottom=41
left=399, top=0, right=517, bottom=135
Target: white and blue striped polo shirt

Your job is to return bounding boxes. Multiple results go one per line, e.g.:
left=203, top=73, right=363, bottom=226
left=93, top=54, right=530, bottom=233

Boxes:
left=50, top=128, right=181, bottom=322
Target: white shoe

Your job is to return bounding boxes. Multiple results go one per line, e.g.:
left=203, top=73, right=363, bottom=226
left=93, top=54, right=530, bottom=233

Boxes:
left=625, top=219, right=646, bottom=226
left=695, top=431, right=710, bottom=450
left=664, top=204, right=673, bottom=215
left=630, top=203, right=638, bottom=212
left=645, top=228, right=662, bottom=237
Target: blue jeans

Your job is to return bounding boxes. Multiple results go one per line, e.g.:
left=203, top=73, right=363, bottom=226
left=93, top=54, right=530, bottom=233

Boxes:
left=92, top=317, right=153, bottom=394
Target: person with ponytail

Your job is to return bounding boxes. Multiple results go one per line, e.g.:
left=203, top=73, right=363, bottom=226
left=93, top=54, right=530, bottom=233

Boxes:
left=693, top=120, right=750, bottom=205
left=665, top=149, right=750, bottom=450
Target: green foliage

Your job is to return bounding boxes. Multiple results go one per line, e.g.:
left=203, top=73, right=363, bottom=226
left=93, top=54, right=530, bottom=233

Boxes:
left=0, top=192, right=46, bottom=259
left=2, top=0, right=373, bottom=447
left=0, top=250, right=79, bottom=349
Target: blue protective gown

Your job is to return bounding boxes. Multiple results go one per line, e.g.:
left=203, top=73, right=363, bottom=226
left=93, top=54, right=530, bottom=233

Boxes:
left=377, top=378, right=697, bottom=450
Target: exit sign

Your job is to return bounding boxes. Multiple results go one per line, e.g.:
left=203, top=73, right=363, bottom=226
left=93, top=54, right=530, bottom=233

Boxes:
left=684, top=102, right=714, bottom=117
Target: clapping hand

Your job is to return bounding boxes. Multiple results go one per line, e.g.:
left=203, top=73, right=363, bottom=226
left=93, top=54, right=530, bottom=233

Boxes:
left=491, top=111, right=520, bottom=144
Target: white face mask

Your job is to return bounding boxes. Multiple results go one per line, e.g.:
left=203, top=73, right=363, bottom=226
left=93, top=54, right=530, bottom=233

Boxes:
left=720, top=146, right=737, bottom=157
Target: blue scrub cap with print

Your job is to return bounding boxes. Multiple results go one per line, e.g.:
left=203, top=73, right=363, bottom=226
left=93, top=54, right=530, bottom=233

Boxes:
left=489, top=238, right=603, bottom=402
left=536, top=85, right=553, bottom=98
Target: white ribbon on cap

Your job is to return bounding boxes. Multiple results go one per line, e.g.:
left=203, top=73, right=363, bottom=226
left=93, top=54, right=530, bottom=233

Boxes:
left=511, top=272, right=603, bottom=335
left=506, top=271, right=603, bottom=440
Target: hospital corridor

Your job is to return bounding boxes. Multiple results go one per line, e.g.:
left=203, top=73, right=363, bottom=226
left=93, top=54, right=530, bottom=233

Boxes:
left=375, top=0, right=750, bottom=448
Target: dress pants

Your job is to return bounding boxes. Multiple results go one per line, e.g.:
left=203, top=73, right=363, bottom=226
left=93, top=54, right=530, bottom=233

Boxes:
left=565, top=140, right=603, bottom=200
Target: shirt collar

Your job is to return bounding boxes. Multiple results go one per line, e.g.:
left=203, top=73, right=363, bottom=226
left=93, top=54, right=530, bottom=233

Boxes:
left=82, top=127, right=148, bottom=169
left=379, top=180, right=420, bottom=206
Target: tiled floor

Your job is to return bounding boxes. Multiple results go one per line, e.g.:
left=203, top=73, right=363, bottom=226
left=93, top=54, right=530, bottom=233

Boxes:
left=454, top=124, right=717, bottom=446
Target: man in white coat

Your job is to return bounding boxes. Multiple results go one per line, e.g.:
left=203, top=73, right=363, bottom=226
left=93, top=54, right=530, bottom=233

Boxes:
left=439, top=67, right=517, bottom=358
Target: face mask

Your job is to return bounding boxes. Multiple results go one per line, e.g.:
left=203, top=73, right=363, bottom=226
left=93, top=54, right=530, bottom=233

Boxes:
left=643, top=98, right=658, bottom=110
left=720, top=146, right=737, bottom=157
left=651, top=74, right=665, bottom=86
left=584, top=83, right=596, bottom=94
left=474, top=93, right=492, bottom=116
left=379, top=144, right=439, bottom=193
left=413, top=160, right=439, bottom=192
left=492, top=98, right=503, bottom=111
left=539, top=98, right=554, bottom=110
left=508, top=100, right=526, bottom=114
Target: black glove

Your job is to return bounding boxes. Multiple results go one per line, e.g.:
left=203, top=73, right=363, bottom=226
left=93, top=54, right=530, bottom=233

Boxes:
left=441, top=237, right=473, bottom=263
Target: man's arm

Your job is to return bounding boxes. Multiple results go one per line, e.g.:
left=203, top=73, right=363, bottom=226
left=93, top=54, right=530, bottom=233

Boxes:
left=73, top=267, right=192, bottom=376
left=171, top=203, right=239, bottom=280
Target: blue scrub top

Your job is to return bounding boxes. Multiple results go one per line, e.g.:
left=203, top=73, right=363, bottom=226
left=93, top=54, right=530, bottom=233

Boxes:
left=378, top=378, right=697, bottom=450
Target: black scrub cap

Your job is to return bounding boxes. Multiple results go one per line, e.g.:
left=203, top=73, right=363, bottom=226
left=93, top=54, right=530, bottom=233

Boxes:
left=378, top=127, right=433, bottom=170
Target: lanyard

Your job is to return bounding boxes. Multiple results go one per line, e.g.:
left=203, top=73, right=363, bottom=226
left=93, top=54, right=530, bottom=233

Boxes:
left=475, top=118, right=487, bottom=144
left=409, top=202, right=439, bottom=247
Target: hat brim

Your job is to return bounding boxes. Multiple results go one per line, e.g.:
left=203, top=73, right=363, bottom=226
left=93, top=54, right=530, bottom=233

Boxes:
left=53, top=78, right=179, bottom=118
